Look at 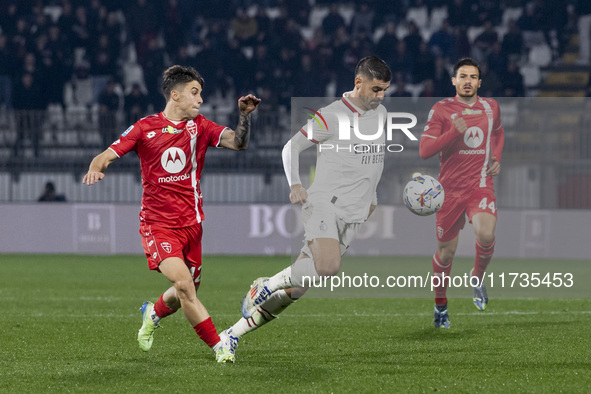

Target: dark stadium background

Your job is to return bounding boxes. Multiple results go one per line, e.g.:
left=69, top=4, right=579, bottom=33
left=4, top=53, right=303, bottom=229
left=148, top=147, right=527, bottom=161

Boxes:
left=0, top=0, right=589, bottom=207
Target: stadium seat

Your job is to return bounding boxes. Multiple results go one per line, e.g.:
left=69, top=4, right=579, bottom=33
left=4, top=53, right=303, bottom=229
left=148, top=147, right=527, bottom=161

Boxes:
left=502, top=7, right=523, bottom=27
left=406, top=6, right=428, bottom=31
left=429, top=7, right=448, bottom=32
left=528, top=44, right=552, bottom=67
left=520, top=64, right=541, bottom=87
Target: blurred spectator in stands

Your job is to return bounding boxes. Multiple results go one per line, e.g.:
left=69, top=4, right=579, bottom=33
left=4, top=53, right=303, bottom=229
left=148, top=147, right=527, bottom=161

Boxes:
left=293, top=53, right=328, bottom=97
left=502, top=20, right=524, bottom=62
left=503, top=61, right=525, bottom=97
left=90, top=33, right=118, bottom=77
left=255, top=6, right=272, bottom=36
left=38, top=181, right=67, bottom=202
left=433, top=56, right=454, bottom=97
left=404, top=21, right=422, bottom=60
left=98, top=77, right=120, bottom=147
left=576, top=0, right=591, bottom=64
left=322, top=3, right=346, bottom=39
left=419, top=79, right=436, bottom=97
left=72, top=5, right=91, bottom=50
left=0, top=2, right=19, bottom=37
left=141, top=37, right=166, bottom=111
left=12, top=73, right=46, bottom=158
left=487, top=41, right=508, bottom=79
left=126, top=0, right=159, bottom=62
left=472, top=20, right=498, bottom=63
left=124, top=83, right=148, bottom=125
left=376, top=21, right=398, bottom=65
left=0, top=34, right=12, bottom=108
left=231, top=8, right=258, bottom=47
left=390, top=74, right=412, bottom=97
left=173, top=45, right=196, bottom=67
left=412, top=41, right=436, bottom=84
left=455, top=26, right=472, bottom=58
left=447, top=0, right=472, bottom=29
left=429, top=19, right=456, bottom=60
left=194, top=37, right=222, bottom=93
left=163, top=0, right=185, bottom=55
left=63, top=60, right=94, bottom=109
left=517, top=2, right=542, bottom=34
left=475, top=0, right=502, bottom=27
left=479, top=62, right=502, bottom=97
left=284, top=0, right=310, bottom=27
left=390, top=40, right=413, bottom=83
left=351, top=2, right=375, bottom=39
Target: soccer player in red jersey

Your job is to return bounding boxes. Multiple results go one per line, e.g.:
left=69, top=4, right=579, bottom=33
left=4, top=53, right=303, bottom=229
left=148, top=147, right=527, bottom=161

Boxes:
left=82, top=65, right=260, bottom=362
left=419, top=58, right=505, bottom=328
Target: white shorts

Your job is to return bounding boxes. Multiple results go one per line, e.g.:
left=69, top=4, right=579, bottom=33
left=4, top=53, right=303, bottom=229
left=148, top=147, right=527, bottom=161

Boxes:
left=300, top=201, right=363, bottom=257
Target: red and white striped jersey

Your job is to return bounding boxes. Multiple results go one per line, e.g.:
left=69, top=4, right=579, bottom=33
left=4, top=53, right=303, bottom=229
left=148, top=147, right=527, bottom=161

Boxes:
left=109, top=112, right=227, bottom=227
left=419, top=96, right=504, bottom=194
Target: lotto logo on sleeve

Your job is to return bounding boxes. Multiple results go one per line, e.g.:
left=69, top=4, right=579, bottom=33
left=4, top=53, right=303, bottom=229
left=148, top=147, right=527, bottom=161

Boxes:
left=161, top=147, right=186, bottom=174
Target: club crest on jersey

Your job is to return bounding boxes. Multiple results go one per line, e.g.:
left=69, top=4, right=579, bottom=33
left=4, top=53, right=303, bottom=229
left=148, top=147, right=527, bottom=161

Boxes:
left=186, top=120, right=198, bottom=136
left=162, top=125, right=183, bottom=134
left=462, top=109, right=482, bottom=115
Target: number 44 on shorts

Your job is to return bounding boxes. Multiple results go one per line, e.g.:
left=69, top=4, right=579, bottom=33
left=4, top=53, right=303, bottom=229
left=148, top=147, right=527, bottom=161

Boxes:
left=478, top=197, right=496, bottom=213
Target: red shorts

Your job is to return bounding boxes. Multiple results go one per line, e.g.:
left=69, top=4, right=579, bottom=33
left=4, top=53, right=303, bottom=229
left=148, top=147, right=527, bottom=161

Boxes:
left=140, top=223, right=203, bottom=287
left=435, top=188, right=497, bottom=242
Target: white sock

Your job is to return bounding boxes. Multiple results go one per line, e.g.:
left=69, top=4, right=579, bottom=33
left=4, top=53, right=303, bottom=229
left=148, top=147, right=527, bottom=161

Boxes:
left=231, top=290, right=295, bottom=338
left=267, top=257, right=319, bottom=291
left=290, top=257, right=320, bottom=287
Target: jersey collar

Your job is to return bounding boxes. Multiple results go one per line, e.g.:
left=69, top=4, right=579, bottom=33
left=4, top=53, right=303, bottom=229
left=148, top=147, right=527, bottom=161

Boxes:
left=341, top=91, right=363, bottom=116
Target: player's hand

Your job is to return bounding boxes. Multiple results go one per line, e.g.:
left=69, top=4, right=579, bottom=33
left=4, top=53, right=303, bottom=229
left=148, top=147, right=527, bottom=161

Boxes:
left=452, top=116, right=468, bottom=134
left=82, top=172, right=105, bottom=185
left=487, top=156, right=501, bottom=176
left=289, top=184, right=308, bottom=204
left=238, top=94, right=261, bottom=114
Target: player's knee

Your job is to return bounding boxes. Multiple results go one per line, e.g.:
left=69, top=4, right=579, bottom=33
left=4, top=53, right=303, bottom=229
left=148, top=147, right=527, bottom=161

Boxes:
left=173, top=279, right=196, bottom=301
left=438, top=246, right=456, bottom=264
left=315, top=256, right=341, bottom=276
left=477, top=230, right=495, bottom=245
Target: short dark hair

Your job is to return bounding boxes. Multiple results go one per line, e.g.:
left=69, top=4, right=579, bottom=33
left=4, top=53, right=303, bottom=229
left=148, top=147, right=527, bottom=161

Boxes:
left=355, top=56, right=392, bottom=82
left=161, top=65, right=204, bottom=101
left=453, top=58, right=481, bottom=79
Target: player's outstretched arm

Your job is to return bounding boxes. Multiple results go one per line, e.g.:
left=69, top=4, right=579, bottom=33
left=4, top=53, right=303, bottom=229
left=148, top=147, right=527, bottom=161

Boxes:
left=282, top=132, right=315, bottom=204
left=82, top=148, right=119, bottom=185
left=219, top=94, right=261, bottom=151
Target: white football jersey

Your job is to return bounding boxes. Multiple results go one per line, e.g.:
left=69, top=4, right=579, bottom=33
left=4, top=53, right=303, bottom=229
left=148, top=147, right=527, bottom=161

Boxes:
left=301, top=92, right=387, bottom=223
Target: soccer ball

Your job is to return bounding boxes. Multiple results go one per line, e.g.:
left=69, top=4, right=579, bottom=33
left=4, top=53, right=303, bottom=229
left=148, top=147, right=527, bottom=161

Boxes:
left=403, top=175, right=445, bottom=216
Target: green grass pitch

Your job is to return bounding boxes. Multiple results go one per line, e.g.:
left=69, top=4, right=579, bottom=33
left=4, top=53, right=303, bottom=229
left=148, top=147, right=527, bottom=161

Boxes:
left=1, top=254, right=589, bottom=393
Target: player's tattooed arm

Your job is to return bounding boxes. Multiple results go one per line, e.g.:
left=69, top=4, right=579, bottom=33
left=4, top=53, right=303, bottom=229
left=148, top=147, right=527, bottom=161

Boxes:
left=219, top=94, right=261, bottom=150
left=234, top=111, right=252, bottom=149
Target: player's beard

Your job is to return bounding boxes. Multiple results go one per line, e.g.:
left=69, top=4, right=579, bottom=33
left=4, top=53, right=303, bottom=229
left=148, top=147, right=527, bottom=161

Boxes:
left=458, top=85, right=476, bottom=98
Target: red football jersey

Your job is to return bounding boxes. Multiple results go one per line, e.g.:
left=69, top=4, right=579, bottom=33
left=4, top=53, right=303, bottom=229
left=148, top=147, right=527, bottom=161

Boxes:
left=419, top=96, right=504, bottom=194
left=109, top=112, right=227, bottom=228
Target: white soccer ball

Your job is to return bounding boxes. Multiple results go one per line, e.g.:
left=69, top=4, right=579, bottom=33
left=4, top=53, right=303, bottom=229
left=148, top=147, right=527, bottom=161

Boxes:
left=403, top=175, right=445, bottom=216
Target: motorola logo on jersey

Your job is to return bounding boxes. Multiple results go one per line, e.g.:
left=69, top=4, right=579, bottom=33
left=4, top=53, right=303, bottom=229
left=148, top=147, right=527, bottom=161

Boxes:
left=161, top=147, right=186, bottom=174
left=463, top=127, right=484, bottom=148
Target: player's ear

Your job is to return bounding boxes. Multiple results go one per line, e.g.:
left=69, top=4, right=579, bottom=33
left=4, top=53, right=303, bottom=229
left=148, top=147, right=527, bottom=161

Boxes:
left=478, top=79, right=482, bottom=88
left=451, top=76, right=456, bottom=86
left=354, top=76, right=363, bottom=90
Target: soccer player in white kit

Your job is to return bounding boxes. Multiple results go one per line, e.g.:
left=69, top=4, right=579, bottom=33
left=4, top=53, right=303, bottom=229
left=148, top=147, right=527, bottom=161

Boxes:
left=218, top=57, right=391, bottom=359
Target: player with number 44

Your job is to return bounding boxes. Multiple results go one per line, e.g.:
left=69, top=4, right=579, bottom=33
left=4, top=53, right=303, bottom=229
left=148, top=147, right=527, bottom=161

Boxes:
left=418, top=58, right=505, bottom=328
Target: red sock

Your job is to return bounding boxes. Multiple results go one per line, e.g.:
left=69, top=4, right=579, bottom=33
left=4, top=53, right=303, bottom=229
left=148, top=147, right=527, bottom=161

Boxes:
left=154, top=295, right=177, bottom=318
left=472, top=238, right=495, bottom=280
left=433, top=252, right=452, bottom=306
left=193, top=317, right=221, bottom=348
